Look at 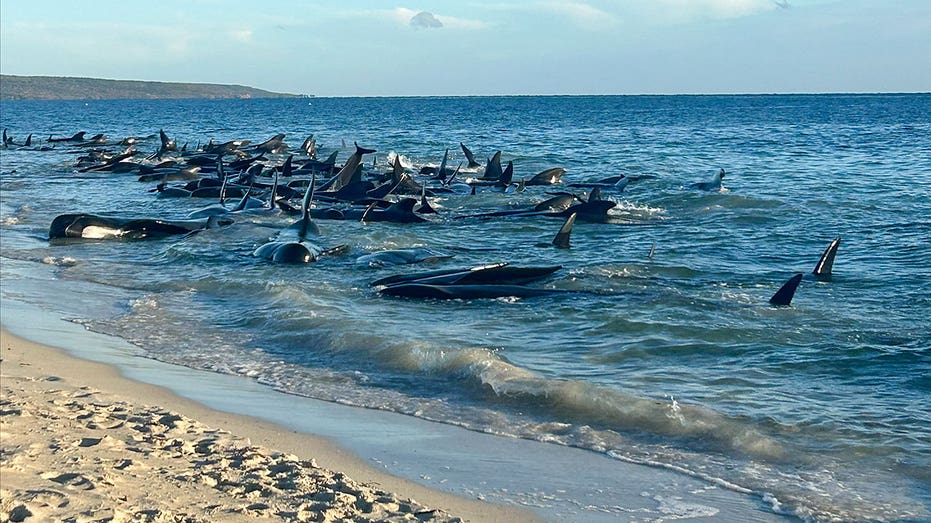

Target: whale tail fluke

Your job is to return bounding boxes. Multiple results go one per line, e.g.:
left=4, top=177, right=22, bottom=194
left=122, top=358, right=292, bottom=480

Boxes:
left=813, top=237, right=841, bottom=280
left=460, top=142, right=481, bottom=168
left=769, top=273, right=803, bottom=306
left=354, top=142, right=377, bottom=156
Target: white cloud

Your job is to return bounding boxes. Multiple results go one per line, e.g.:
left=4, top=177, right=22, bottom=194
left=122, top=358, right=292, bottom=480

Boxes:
left=229, top=28, right=254, bottom=42
left=539, top=2, right=620, bottom=29
left=386, top=7, right=488, bottom=30
left=410, top=11, right=443, bottom=29
left=654, top=0, right=781, bottom=20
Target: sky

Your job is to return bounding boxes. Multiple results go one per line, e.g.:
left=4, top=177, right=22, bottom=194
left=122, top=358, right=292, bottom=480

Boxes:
left=1, top=0, right=928, bottom=97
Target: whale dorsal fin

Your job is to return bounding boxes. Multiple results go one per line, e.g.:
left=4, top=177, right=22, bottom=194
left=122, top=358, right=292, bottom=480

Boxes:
left=302, top=171, right=317, bottom=222
left=360, top=201, right=378, bottom=222
left=813, top=237, right=840, bottom=279
left=438, top=148, right=449, bottom=180
left=295, top=171, right=318, bottom=240
left=444, top=162, right=463, bottom=187
left=217, top=159, right=228, bottom=205
left=497, top=161, right=514, bottom=187
left=552, top=213, right=576, bottom=249
left=769, top=273, right=803, bottom=306
left=392, top=155, right=405, bottom=182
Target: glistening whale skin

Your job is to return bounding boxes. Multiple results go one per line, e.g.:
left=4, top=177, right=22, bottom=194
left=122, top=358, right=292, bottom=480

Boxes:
left=769, top=273, right=803, bottom=306
left=370, top=263, right=561, bottom=287
left=379, top=283, right=565, bottom=300
left=49, top=214, right=231, bottom=240
left=813, top=237, right=841, bottom=280
left=253, top=171, right=348, bottom=264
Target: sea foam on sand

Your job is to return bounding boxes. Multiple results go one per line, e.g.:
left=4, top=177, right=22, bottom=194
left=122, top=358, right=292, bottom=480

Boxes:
left=0, top=329, right=537, bottom=523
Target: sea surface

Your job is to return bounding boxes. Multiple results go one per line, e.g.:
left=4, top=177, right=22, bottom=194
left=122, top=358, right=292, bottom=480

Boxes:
left=1, top=94, right=929, bottom=522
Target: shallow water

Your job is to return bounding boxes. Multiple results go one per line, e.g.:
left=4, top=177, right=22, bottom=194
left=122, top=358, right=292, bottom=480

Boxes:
left=1, top=94, right=929, bottom=521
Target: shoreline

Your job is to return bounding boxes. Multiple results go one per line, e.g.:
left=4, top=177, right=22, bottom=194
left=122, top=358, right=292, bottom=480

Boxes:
left=0, top=297, right=794, bottom=523
left=0, top=325, right=539, bottom=522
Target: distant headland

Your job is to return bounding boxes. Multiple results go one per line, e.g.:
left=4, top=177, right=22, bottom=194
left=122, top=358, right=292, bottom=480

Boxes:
left=0, top=75, right=304, bottom=101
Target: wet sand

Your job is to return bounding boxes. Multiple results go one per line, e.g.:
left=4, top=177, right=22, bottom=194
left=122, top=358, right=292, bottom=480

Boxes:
left=0, top=327, right=538, bottom=522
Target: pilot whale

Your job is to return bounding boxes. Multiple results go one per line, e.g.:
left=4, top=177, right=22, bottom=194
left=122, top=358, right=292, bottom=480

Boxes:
left=371, top=263, right=561, bottom=287
left=356, top=248, right=453, bottom=267
left=253, top=172, right=348, bottom=263
left=690, top=169, right=726, bottom=191
left=812, top=237, right=841, bottom=280
left=49, top=214, right=231, bottom=240
left=769, top=273, right=803, bottom=306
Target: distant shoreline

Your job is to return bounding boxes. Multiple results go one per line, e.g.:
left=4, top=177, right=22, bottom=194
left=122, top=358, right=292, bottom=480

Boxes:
left=1, top=76, right=926, bottom=101
left=0, top=75, right=304, bottom=101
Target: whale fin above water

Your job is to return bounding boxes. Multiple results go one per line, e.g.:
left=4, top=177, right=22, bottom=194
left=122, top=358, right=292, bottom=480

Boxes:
left=552, top=213, right=577, bottom=249
left=690, top=168, right=725, bottom=191
left=482, top=151, right=503, bottom=181
left=332, top=142, right=376, bottom=191
left=437, top=148, right=450, bottom=181
left=813, top=237, right=841, bottom=280
left=769, top=273, right=803, bottom=306
left=460, top=142, right=481, bottom=168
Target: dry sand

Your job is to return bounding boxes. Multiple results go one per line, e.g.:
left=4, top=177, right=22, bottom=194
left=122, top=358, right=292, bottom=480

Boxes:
left=0, top=328, right=539, bottom=523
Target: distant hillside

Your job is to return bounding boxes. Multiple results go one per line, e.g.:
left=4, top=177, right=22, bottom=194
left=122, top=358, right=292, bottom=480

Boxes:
left=0, top=75, right=302, bottom=101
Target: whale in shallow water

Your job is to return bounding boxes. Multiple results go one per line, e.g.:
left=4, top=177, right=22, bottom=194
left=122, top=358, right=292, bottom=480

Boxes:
left=356, top=248, right=453, bottom=267
left=526, top=167, right=566, bottom=186
left=253, top=171, right=348, bottom=263
left=358, top=198, right=427, bottom=223
left=549, top=213, right=577, bottom=249
left=324, top=142, right=376, bottom=191
left=812, top=237, right=841, bottom=280
left=690, top=169, right=726, bottom=191
left=247, top=133, right=287, bottom=155
left=49, top=214, right=232, bottom=240
left=371, top=263, right=561, bottom=287
left=460, top=142, right=481, bottom=168
left=379, top=283, right=564, bottom=299
left=769, top=273, right=803, bottom=306
left=568, top=175, right=628, bottom=192
left=48, top=131, right=86, bottom=143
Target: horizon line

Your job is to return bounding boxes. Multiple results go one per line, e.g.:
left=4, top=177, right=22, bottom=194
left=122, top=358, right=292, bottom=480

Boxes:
left=1, top=74, right=928, bottom=99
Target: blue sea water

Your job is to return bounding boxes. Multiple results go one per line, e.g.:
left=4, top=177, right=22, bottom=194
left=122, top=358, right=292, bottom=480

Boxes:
left=1, top=94, right=929, bottom=521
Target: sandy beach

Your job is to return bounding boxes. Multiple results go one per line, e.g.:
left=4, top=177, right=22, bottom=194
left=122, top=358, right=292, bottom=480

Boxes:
left=0, top=327, right=539, bottom=523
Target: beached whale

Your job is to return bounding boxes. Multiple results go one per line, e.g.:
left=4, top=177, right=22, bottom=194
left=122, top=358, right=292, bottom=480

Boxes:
left=356, top=248, right=453, bottom=267
left=49, top=214, right=232, bottom=240
left=253, top=171, right=348, bottom=263
left=379, top=283, right=564, bottom=299
left=371, top=263, right=561, bottom=287
left=357, top=199, right=428, bottom=223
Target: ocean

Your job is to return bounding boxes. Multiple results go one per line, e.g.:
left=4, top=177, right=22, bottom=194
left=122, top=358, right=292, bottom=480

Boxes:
left=1, top=94, right=929, bottom=522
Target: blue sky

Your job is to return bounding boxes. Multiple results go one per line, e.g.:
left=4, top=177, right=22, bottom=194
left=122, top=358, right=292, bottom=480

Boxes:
left=1, top=1, right=928, bottom=96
